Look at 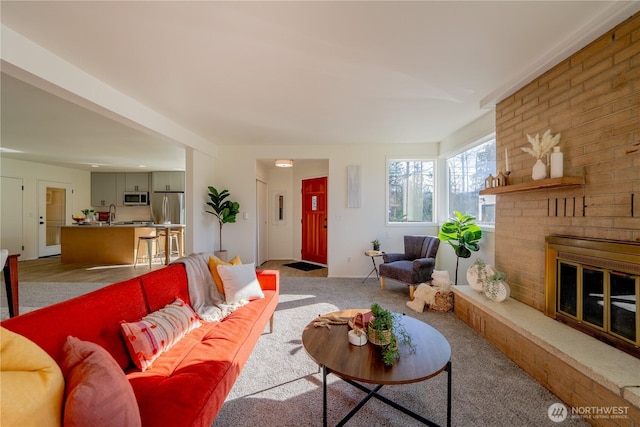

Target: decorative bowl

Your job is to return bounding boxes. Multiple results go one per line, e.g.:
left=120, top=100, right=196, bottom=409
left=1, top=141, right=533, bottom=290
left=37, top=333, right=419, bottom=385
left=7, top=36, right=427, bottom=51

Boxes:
left=348, top=329, right=368, bottom=346
left=72, top=216, right=85, bottom=223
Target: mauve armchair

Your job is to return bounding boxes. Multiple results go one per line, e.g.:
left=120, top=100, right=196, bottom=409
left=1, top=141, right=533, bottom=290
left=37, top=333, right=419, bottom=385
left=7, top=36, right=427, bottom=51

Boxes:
left=378, top=235, right=440, bottom=300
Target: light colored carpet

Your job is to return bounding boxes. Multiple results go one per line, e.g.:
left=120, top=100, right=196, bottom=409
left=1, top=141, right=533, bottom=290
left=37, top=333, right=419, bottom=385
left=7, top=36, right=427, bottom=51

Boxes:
left=1, top=277, right=588, bottom=426
left=0, top=281, right=110, bottom=320
left=213, top=277, right=588, bottom=427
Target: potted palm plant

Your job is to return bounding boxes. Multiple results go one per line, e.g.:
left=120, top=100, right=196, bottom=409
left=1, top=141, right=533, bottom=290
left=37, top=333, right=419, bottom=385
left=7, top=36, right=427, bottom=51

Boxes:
left=438, top=211, right=482, bottom=285
left=205, top=186, right=240, bottom=260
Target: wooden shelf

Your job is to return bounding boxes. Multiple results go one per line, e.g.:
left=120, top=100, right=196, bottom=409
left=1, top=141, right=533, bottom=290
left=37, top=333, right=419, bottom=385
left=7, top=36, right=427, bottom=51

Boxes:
left=479, top=176, right=584, bottom=195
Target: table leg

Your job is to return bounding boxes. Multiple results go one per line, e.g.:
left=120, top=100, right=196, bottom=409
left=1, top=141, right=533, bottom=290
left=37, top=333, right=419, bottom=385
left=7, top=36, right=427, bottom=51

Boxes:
left=329, top=374, right=445, bottom=427
left=323, top=365, right=328, bottom=427
left=336, top=382, right=383, bottom=427
left=177, top=228, right=184, bottom=257
left=372, top=256, right=380, bottom=279
left=3, top=254, right=20, bottom=317
left=446, top=360, right=452, bottom=427
left=362, top=256, right=380, bottom=283
left=164, top=227, right=170, bottom=265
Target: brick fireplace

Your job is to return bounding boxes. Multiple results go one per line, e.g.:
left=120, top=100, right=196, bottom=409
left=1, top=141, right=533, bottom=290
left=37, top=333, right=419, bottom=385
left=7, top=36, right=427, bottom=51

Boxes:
left=494, top=12, right=640, bottom=314
left=544, top=236, right=640, bottom=358
left=453, top=13, right=640, bottom=425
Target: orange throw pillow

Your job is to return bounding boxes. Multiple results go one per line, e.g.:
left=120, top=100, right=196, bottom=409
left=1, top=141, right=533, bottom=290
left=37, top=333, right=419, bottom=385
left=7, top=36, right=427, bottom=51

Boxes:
left=61, top=336, right=141, bottom=427
left=208, top=255, right=242, bottom=295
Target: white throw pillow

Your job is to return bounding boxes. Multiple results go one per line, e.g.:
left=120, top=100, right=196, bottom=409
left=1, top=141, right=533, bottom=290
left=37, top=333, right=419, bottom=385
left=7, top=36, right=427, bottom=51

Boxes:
left=217, top=263, right=264, bottom=304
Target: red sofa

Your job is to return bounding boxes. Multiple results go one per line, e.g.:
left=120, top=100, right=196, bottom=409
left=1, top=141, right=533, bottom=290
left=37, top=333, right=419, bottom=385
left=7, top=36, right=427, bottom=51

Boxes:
left=1, top=263, right=279, bottom=427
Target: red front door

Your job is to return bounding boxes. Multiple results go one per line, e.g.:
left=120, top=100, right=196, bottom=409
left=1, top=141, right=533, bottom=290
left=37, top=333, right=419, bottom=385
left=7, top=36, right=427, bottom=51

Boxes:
left=301, top=177, right=327, bottom=265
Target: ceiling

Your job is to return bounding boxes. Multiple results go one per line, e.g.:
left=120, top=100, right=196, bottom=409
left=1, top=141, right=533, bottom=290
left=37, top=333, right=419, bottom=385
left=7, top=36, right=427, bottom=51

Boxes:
left=1, top=1, right=638, bottom=172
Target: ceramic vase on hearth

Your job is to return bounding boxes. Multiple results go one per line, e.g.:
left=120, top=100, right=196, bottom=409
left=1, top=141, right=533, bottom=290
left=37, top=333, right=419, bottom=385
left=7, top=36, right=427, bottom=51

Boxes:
left=532, top=158, right=547, bottom=180
left=467, top=262, right=495, bottom=293
left=483, top=279, right=511, bottom=302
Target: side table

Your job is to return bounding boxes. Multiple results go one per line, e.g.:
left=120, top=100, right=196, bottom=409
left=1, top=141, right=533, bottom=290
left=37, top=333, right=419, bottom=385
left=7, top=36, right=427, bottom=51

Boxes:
left=3, top=253, right=20, bottom=317
left=363, top=250, right=384, bottom=283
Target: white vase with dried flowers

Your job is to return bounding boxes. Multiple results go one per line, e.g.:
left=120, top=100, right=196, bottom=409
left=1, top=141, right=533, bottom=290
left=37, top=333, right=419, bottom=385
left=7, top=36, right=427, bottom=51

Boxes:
left=521, top=129, right=561, bottom=180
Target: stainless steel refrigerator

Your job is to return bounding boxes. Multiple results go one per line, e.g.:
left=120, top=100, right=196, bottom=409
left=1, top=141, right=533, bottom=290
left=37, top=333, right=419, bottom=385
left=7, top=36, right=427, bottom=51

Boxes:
left=150, top=192, right=184, bottom=225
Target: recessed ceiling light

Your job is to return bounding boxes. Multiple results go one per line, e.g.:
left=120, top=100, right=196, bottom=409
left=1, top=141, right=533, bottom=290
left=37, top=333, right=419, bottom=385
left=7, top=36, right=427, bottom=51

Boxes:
left=275, top=159, right=294, bottom=168
left=91, top=164, right=100, bottom=168
left=138, top=165, right=147, bottom=168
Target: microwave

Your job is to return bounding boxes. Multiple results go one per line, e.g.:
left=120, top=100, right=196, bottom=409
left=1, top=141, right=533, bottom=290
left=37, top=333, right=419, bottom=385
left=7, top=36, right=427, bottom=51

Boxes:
left=123, top=191, right=149, bottom=206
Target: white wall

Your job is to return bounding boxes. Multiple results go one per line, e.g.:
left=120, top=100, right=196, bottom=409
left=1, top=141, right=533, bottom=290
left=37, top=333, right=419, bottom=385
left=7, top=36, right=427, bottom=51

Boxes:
left=209, top=110, right=497, bottom=280
left=187, top=147, right=217, bottom=255
left=216, top=143, right=447, bottom=277
left=1, top=110, right=497, bottom=278
left=437, top=110, right=496, bottom=283
left=0, top=157, right=90, bottom=260
left=267, top=165, right=296, bottom=260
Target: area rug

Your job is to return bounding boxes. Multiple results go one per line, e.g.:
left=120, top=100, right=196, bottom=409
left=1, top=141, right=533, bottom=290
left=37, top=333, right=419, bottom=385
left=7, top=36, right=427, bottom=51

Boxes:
left=0, top=282, right=109, bottom=321
left=212, top=277, right=589, bottom=427
left=0, top=277, right=589, bottom=426
left=283, top=261, right=325, bottom=272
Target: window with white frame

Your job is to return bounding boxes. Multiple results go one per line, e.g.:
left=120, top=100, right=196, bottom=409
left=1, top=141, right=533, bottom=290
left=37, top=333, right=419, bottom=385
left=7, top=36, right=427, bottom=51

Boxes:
left=387, top=159, right=435, bottom=224
left=447, top=138, right=496, bottom=225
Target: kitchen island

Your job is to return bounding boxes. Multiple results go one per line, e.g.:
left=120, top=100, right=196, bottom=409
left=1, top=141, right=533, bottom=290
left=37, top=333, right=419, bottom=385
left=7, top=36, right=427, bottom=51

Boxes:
left=61, top=224, right=157, bottom=265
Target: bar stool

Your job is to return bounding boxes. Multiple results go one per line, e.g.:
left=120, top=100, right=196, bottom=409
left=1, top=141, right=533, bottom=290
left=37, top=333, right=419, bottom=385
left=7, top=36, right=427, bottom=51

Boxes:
left=135, top=235, right=160, bottom=268
left=158, top=231, right=181, bottom=259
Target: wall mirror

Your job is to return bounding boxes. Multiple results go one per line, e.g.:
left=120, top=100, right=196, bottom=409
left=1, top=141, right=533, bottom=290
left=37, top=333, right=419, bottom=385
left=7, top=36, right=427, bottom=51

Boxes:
left=272, top=191, right=286, bottom=225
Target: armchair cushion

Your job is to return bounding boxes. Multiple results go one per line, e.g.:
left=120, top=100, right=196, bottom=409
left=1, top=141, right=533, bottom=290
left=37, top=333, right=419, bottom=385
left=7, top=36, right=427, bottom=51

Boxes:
left=382, top=252, right=406, bottom=263
left=412, top=257, right=436, bottom=271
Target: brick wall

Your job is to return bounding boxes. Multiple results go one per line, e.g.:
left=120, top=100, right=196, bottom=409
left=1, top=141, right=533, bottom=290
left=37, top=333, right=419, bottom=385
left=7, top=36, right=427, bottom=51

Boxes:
left=454, top=293, right=640, bottom=427
left=495, top=12, right=640, bottom=311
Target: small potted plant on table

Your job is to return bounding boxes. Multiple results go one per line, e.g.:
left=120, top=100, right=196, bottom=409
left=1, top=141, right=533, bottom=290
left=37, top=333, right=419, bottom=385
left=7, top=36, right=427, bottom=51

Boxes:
left=80, top=209, right=96, bottom=223
left=368, top=303, right=415, bottom=366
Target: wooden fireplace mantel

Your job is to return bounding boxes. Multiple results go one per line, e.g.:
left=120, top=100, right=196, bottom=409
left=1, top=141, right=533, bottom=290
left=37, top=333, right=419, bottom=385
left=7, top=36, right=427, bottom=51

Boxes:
left=479, top=176, right=584, bottom=195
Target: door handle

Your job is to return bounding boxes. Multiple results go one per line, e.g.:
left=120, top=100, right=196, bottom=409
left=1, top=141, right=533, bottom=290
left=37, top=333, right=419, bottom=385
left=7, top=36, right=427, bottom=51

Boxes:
left=39, top=222, right=44, bottom=225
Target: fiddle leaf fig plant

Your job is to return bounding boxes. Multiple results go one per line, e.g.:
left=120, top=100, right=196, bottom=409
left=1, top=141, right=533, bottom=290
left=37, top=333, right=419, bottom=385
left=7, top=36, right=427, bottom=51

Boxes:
left=206, top=186, right=240, bottom=252
left=438, top=211, right=482, bottom=285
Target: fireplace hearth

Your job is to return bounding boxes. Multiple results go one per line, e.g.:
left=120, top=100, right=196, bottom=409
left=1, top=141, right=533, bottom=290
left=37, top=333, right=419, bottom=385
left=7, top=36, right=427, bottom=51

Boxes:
left=545, top=236, right=640, bottom=358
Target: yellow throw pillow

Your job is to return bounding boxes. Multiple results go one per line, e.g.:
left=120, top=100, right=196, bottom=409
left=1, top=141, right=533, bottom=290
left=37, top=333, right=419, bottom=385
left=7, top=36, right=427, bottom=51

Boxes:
left=0, top=327, right=64, bottom=427
left=208, top=255, right=242, bottom=295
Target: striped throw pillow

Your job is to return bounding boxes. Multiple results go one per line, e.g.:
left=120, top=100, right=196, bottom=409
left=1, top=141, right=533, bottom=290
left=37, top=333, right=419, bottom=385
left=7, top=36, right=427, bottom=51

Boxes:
left=120, top=298, right=200, bottom=371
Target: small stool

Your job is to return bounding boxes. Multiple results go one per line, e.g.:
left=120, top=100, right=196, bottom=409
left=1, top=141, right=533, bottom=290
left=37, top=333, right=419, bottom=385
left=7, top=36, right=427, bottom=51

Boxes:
left=135, top=236, right=160, bottom=268
left=158, top=231, right=181, bottom=259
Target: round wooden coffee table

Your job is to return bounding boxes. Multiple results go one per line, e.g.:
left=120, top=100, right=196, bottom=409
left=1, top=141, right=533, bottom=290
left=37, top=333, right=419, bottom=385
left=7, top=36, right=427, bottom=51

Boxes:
left=302, top=309, right=451, bottom=427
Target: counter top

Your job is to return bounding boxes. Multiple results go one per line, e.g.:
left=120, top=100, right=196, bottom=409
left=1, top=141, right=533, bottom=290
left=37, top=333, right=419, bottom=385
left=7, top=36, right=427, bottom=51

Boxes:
left=65, top=223, right=153, bottom=228
left=61, top=223, right=185, bottom=265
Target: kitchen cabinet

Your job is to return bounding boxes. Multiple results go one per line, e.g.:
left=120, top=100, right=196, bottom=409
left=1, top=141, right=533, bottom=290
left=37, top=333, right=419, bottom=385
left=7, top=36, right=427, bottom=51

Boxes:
left=93, top=172, right=151, bottom=208
left=93, top=172, right=181, bottom=208
left=152, top=171, right=185, bottom=192
left=91, top=173, right=118, bottom=207
left=124, top=173, right=150, bottom=192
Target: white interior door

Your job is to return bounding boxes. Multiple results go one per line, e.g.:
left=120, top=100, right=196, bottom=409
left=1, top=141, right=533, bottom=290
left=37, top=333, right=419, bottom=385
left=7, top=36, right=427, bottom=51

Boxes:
left=0, top=176, right=24, bottom=255
left=256, top=179, right=268, bottom=266
left=38, top=181, right=73, bottom=257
